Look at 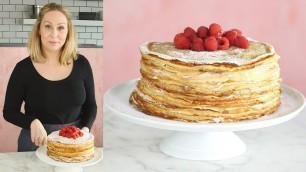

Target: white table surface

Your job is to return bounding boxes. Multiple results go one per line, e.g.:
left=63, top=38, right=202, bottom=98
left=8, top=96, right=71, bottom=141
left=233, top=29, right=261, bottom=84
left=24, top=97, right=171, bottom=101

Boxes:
left=0, top=148, right=103, bottom=172
left=104, top=106, right=306, bottom=172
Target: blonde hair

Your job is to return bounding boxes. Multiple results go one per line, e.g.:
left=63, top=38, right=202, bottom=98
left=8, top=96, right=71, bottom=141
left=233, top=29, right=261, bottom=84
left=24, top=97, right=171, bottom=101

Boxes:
left=28, top=3, right=78, bottom=65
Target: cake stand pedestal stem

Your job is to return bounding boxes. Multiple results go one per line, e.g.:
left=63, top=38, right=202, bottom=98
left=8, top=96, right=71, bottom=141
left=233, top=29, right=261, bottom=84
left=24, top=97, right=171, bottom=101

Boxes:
left=54, top=166, right=83, bottom=172
left=159, top=131, right=246, bottom=160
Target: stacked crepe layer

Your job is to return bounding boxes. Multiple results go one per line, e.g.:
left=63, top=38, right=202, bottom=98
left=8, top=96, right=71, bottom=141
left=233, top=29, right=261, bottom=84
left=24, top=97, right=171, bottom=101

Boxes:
left=129, top=41, right=281, bottom=122
left=47, top=131, right=94, bottom=163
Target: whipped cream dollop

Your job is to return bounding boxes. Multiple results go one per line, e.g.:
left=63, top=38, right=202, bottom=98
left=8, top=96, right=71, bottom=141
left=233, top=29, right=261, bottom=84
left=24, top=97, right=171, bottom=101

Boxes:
left=48, top=130, right=94, bottom=144
left=139, top=40, right=275, bottom=66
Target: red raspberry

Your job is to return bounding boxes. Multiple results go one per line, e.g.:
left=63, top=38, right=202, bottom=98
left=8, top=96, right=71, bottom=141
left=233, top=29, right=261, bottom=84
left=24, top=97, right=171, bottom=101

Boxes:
left=217, top=37, right=229, bottom=50
left=209, top=23, right=222, bottom=37
left=204, top=36, right=217, bottom=51
left=183, top=27, right=197, bottom=41
left=230, top=29, right=242, bottom=36
left=174, top=33, right=191, bottom=49
left=60, top=126, right=82, bottom=139
left=222, top=31, right=237, bottom=46
left=196, top=26, right=209, bottom=39
left=191, top=38, right=204, bottom=51
left=235, top=36, right=249, bottom=49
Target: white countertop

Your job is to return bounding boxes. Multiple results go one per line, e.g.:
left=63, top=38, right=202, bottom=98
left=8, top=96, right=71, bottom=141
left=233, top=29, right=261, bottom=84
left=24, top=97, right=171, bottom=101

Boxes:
left=0, top=148, right=103, bottom=172
left=104, top=106, right=306, bottom=172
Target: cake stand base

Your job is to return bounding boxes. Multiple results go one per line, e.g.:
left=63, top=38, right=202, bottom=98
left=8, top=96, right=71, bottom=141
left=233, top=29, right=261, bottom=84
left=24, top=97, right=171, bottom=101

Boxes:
left=36, top=147, right=103, bottom=172
left=159, top=131, right=246, bottom=160
left=54, top=166, right=83, bottom=172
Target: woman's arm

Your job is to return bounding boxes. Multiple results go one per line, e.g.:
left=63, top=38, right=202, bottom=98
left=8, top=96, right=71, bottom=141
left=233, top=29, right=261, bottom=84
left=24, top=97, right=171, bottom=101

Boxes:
left=80, top=56, right=97, bottom=131
left=3, top=62, right=36, bottom=129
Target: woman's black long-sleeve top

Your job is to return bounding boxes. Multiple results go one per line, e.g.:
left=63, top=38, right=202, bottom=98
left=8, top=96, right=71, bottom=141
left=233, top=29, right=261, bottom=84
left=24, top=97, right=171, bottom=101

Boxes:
left=3, top=54, right=97, bottom=130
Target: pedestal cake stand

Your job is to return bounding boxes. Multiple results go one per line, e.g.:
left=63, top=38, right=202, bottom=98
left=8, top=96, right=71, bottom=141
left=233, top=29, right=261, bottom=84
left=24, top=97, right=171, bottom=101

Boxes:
left=36, top=146, right=103, bottom=172
left=104, top=79, right=305, bottom=160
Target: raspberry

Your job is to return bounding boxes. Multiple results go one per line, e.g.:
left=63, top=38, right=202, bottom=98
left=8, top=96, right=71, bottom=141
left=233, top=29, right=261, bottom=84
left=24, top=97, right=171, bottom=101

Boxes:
left=222, top=31, right=237, bottom=46
left=235, top=36, right=249, bottom=49
left=231, top=29, right=242, bottom=36
left=217, top=37, right=229, bottom=50
left=204, top=36, right=217, bottom=51
left=191, top=38, right=204, bottom=51
left=183, top=27, right=197, bottom=41
left=59, top=126, right=82, bottom=139
left=174, top=33, right=191, bottom=49
left=196, top=26, right=209, bottom=39
left=209, top=23, right=222, bottom=37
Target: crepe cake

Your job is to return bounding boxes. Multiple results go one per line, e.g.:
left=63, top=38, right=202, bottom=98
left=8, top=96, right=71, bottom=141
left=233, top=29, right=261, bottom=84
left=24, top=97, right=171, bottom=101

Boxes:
left=47, top=126, right=95, bottom=163
left=129, top=23, right=281, bottom=123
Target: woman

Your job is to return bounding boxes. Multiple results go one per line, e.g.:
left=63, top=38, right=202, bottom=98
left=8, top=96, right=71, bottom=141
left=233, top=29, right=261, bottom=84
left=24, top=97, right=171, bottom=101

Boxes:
left=3, top=3, right=97, bottom=152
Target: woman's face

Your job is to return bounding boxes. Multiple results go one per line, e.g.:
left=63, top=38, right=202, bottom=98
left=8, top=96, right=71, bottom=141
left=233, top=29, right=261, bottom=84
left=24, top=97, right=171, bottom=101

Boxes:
left=39, top=10, right=68, bottom=55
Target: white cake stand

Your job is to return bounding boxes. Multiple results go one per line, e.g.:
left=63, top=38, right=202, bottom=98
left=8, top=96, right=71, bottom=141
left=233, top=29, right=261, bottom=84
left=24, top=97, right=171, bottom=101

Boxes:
left=104, top=79, right=305, bottom=160
left=36, top=146, right=103, bottom=172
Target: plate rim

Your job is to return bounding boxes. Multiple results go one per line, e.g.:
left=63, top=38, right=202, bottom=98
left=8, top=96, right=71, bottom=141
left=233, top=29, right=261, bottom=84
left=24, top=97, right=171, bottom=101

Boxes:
left=104, top=79, right=306, bottom=132
left=36, top=146, right=103, bottom=167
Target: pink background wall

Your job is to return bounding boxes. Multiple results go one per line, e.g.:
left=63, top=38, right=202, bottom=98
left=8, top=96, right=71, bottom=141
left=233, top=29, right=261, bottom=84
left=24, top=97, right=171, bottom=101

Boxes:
left=0, top=47, right=103, bottom=152
left=103, top=0, right=306, bottom=96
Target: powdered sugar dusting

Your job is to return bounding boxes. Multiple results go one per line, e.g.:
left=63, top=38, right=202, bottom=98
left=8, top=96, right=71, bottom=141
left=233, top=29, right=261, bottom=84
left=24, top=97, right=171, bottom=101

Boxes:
left=48, top=130, right=94, bottom=144
left=139, top=41, right=275, bottom=66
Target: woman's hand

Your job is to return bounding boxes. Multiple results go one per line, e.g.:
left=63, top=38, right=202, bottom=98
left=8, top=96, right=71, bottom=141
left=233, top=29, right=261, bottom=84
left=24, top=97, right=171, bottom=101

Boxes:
left=81, top=127, right=90, bottom=133
left=30, top=119, right=47, bottom=147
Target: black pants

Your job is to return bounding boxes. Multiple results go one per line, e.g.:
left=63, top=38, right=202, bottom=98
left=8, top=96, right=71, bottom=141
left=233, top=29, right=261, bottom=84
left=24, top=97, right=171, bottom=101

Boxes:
left=18, top=120, right=82, bottom=152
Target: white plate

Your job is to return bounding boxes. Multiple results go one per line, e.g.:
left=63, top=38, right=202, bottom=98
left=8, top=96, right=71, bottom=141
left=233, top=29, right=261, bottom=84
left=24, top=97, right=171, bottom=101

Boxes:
left=36, top=146, right=103, bottom=167
left=104, top=79, right=306, bottom=132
